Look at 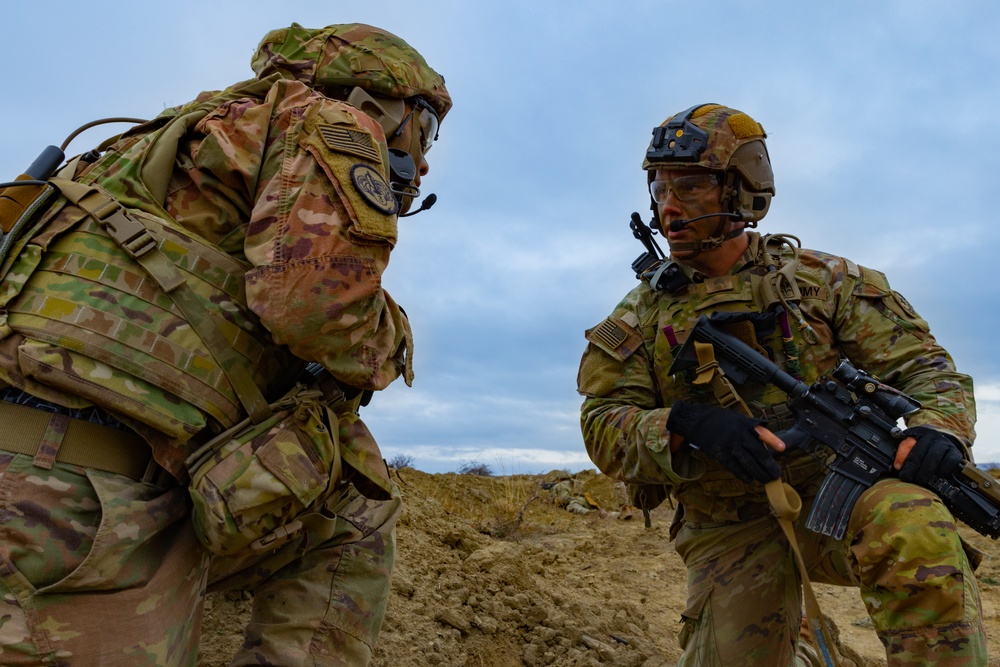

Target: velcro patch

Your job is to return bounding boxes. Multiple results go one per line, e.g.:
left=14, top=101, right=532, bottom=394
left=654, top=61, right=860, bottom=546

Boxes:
left=592, top=319, right=627, bottom=349
left=727, top=113, right=765, bottom=139
left=798, top=285, right=828, bottom=300
left=318, top=125, right=381, bottom=163
left=350, top=164, right=398, bottom=216
left=586, top=316, right=643, bottom=361
left=301, top=101, right=397, bottom=244
left=892, top=290, right=918, bottom=318
left=704, top=275, right=735, bottom=294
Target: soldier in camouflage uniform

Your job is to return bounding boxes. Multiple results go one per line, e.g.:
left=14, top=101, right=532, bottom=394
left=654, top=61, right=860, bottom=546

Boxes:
left=577, top=104, right=986, bottom=666
left=0, top=23, right=450, bottom=666
left=547, top=471, right=599, bottom=515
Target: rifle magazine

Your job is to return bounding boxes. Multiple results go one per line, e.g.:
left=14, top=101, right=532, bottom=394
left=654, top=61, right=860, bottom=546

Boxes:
left=806, top=472, right=867, bottom=540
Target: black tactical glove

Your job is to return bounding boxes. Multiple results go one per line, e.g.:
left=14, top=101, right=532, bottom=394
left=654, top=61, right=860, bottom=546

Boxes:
left=897, top=426, right=965, bottom=486
left=667, top=400, right=781, bottom=484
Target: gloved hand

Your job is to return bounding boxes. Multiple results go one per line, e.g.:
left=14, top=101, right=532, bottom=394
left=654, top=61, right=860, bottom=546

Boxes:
left=897, top=426, right=965, bottom=486
left=667, top=400, right=781, bottom=484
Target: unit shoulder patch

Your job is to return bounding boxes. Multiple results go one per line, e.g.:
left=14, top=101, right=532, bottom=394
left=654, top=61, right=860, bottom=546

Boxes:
left=891, top=290, right=918, bottom=318
left=350, top=164, right=398, bottom=216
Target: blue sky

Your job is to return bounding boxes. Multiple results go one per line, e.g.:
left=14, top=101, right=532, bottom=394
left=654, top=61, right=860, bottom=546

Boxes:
left=3, top=1, right=999, bottom=472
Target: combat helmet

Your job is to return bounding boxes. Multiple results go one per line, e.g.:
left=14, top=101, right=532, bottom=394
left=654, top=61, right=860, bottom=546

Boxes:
left=252, top=23, right=451, bottom=211
left=643, top=104, right=774, bottom=227
left=251, top=23, right=451, bottom=121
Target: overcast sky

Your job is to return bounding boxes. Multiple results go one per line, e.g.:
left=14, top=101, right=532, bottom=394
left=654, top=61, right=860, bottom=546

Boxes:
left=4, top=1, right=999, bottom=473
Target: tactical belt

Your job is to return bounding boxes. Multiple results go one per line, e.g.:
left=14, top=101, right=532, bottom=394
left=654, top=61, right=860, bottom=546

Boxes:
left=0, top=400, right=158, bottom=482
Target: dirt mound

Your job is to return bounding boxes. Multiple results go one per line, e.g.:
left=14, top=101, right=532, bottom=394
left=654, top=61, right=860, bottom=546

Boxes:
left=197, top=468, right=1000, bottom=667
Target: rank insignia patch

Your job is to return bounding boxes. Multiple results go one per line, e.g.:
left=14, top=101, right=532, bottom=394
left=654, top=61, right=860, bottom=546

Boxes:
left=319, top=125, right=381, bottom=163
left=351, top=164, right=398, bottom=215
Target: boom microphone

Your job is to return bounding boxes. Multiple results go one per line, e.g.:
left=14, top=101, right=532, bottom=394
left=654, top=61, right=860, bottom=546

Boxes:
left=400, top=193, right=437, bottom=218
left=668, top=211, right=742, bottom=232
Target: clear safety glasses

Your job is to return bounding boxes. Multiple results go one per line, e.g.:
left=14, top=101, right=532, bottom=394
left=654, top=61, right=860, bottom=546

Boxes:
left=649, top=173, right=721, bottom=203
left=392, top=97, right=440, bottom=155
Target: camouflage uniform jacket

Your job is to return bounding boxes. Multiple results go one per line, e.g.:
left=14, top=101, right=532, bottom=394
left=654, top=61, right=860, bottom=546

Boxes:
left=577, top=232, right=976, bottom=523
left=0, top=75, right=410, bottom=481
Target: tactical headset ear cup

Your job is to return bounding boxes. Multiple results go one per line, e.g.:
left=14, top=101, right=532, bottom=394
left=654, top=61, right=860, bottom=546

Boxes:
left=345, top=87, right=407, bottom=136
left=727, top=140, right=774, bottom=224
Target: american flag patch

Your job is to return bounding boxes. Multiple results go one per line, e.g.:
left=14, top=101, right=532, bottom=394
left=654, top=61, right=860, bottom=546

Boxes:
left=592, top=319, right=627, bottom=349
left=318, top=125, right=381, bottom=163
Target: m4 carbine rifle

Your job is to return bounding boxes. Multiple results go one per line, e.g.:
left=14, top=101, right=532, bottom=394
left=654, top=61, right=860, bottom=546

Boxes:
left=668, top=315, right=1000, bottom=540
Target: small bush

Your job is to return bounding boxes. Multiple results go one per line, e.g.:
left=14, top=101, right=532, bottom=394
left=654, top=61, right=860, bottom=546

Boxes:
left=457, top=461, right=493, bottom=477
left=387, top=454, right=415, bottom=470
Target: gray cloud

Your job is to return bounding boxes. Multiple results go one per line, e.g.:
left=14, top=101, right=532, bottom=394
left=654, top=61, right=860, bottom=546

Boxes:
left=3, top=0, right=999, bottom=468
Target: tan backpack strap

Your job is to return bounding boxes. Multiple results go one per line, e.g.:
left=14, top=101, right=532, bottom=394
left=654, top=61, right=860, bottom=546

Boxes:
left=50, top=178, right=272, bottom=425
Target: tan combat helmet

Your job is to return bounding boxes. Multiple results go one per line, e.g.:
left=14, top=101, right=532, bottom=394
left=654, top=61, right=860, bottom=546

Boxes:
left=642, top=104, right=774, bottom=227
left=251, top=22, right=451, bottom=139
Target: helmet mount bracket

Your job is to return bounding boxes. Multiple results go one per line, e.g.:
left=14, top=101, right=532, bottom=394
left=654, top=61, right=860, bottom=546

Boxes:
left=645, top=103, right=714, bottom=163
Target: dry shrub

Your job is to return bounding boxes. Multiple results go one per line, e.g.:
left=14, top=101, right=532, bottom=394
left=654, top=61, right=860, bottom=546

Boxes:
left=471, top=475, right=540, bottom=540
left=387, top=454, right=415, bottom=469
left=457, top=461, right=494, bottom=476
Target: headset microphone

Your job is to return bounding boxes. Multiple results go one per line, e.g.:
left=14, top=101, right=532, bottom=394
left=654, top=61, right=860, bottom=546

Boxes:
left=668, top=211, right=742, bottom=232
left=400, top=193, right=437, bottom=217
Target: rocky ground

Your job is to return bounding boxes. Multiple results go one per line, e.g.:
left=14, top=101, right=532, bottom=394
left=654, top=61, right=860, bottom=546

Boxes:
left=197, top=468, right=1000, bottom=667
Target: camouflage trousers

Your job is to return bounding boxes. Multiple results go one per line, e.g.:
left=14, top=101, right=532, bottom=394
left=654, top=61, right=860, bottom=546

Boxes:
left=672, top=478, right=986, bottom=667
left=0, top=449, right=401, bottom=666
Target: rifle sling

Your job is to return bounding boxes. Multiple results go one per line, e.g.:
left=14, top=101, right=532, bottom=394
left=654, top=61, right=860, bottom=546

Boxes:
left=690, top=340, right=841, bottom=667
left=692, top=340, right=752, bottom=415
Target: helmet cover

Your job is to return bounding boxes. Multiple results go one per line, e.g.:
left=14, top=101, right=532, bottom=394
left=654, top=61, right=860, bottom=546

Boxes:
left=251, top=23, right=452, bottom=120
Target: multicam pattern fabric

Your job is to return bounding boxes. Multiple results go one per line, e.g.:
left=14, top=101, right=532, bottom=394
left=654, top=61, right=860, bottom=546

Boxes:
left=0, top=75, right=414, bottom=479
left=251, top=23, right=452, bottom=120
left=548, top=477, right=598, bottom=515
left=0, top=199, right=288, bottom=463
left=0, top=386, right=131, bottom=431
left=577, top=232, right=986, bottom=664
left=0, top=450, right=401, bottom=665
left=0, top=452, right=206, bottom=666
left=188, top=386, right=341, bottom=556
left=849, top=481, right=985, bottom=663
left=672, top=478, right=983, bottom=666
left=641, top=104, right=766, bottom=172
left=0, top=20, right=444, bottom=665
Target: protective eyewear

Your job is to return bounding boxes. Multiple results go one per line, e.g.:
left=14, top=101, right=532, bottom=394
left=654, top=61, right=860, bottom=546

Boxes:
left=649, top=173, right=721, bottom=203
left=391, top=97, right=439, bottom=155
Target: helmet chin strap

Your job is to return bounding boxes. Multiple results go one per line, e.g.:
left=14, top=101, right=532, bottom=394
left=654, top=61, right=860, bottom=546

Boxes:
left=666, top=212, right=744, bottom=257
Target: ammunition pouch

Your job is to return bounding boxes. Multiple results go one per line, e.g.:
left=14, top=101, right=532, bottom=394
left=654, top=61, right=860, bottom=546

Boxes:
left=186, top=382, right=343, bottom=556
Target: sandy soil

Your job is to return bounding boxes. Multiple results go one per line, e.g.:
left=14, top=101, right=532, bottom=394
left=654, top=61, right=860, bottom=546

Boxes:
left=197, top=468, right=1000, bottom=667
